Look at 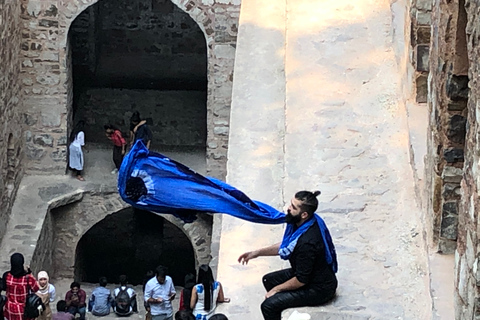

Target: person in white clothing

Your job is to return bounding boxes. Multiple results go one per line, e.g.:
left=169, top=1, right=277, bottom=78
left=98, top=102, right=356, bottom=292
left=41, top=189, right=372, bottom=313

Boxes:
left=113, top=275, right=137, bottom=315
left=144, top=266, right=176, bottom=320
left=36, top=271, right=56, bottom=320
left=68, top=120, right=86, bottom=181
left=190, top=265, right=230, bottom=320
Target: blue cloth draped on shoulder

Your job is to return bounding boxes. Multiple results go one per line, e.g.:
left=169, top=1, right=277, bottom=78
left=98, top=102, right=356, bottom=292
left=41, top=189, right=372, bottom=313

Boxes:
left=118, top=141, right=337, bottom=273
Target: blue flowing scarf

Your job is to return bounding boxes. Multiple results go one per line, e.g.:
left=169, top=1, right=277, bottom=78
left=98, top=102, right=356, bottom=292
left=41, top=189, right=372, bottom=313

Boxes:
left=118, top=141, right=285, bottom=224
left=279, top=215, right=338, bottom=273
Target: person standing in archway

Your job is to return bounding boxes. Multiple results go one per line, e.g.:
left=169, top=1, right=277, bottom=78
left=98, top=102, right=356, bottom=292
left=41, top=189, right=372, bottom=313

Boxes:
left=104, top=124, right=126, bottom=174
left=144, top=266, right=176, bottom=320
left=68, top=120, right=86, bottom=181
left=130, top=112, right=152, bottom=149
left=238, top=191, right=338, bottom=320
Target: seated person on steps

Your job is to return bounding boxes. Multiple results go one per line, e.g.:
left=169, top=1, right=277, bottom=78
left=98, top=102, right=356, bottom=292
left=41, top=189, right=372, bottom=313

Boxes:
left=113, top=275, right=138, bottom=316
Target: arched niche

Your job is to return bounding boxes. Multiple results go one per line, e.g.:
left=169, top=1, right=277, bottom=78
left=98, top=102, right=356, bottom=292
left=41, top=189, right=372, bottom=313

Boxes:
left=49, top=192, right=212, bottom=282
left=74, top=207, right=196, bottom=285
left=65, top=0, right=209, bottom=149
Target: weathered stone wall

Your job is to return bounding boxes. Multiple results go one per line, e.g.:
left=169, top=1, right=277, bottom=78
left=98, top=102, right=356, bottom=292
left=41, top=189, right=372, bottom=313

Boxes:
left=410, top=0, right=431, bottom=103
left=452, top=0, right=480, bottom=317
left=70, top=0, right=207, bottom=89
left=426, top=0, right=467, bottom=254
left=75, top=89, right=206, bottom=147
left=22, top=0, right=239, bottom=179
left=0, top=1, right=26, bottom=241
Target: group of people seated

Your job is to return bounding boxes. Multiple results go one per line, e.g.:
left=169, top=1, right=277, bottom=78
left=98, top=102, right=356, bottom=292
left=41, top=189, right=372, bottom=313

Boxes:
left=0, top=253, right=229, bottom=320
left=63, top=276, right=138, bottom=319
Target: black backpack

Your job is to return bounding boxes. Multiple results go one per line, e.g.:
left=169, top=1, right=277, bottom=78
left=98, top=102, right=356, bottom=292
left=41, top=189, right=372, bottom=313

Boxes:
left=115, top=287, right=131, bottom=314
left=24, top=292, right=44, bottom=318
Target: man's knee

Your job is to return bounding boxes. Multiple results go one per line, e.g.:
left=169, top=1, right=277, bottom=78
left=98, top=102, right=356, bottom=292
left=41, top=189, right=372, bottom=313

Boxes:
left=261, top=297, right=282, bottom=320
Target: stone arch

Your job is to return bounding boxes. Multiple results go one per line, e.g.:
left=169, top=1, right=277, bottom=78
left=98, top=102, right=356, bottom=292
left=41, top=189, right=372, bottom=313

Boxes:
left=51, top=192, right=212, bottom=280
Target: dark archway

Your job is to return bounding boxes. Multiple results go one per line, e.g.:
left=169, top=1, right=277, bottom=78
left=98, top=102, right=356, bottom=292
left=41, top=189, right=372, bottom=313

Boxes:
left=68, top=0, right=207, bottom=150
left=74, top=207, right=195, bottom=285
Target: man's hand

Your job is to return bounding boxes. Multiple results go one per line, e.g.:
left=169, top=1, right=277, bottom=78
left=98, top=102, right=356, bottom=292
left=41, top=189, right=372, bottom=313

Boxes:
left=238, top=251, right=259, bottom=265
left=265, top=288, right=278, bottom=299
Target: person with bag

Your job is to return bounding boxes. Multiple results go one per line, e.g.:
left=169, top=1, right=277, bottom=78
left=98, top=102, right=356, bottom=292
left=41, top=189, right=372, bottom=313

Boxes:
left=1, top=253, right=40, bottom=320
left=112, top=275, right=137, bottom=316
left=36, top=271, right=56, bottom=320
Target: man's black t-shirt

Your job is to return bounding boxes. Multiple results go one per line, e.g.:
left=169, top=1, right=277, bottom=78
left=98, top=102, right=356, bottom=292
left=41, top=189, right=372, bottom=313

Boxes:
left=289, top=220, right=337, bottom=292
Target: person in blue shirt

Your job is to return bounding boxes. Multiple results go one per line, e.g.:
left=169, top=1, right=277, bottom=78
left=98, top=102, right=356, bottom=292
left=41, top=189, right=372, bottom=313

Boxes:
left=88, top=277, right=113, bottom=316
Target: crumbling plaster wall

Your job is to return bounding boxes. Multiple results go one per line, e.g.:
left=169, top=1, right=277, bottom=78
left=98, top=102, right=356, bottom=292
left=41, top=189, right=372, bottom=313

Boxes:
left=21, top=0, right=239, bottom=179
left=0, top=1, right=26, bottom=241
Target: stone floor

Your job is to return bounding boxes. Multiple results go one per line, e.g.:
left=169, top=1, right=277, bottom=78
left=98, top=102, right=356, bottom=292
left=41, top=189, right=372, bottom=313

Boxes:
left=214, top=0, right=453, bottom=319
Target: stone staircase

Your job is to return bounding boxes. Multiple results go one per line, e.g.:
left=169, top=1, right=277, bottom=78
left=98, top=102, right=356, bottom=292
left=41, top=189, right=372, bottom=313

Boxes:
left=214, top=0, right=434, bottom=319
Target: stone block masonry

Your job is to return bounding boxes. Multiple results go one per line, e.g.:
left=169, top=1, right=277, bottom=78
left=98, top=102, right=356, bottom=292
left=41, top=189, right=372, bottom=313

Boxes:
left=0, top=0, right=26, bottom=242
left=75, top=89, right=207, bottom=147
left=20, top=0, right=240, bottom=179
left=426, top=0, right=468, bottom=254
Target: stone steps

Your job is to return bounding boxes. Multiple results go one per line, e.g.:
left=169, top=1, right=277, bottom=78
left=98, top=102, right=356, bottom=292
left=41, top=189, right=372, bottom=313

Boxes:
left=215, top=0, right=433, bottom=319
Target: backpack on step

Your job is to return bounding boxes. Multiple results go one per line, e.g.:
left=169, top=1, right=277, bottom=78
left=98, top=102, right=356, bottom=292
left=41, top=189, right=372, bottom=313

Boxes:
left=115, top=287, right=131, bottom=314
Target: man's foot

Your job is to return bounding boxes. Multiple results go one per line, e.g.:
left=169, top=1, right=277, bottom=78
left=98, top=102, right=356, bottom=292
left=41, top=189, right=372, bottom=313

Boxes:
left=111, top=168, right=119, bottom=174
left=76, top=175, right=85, bottom=181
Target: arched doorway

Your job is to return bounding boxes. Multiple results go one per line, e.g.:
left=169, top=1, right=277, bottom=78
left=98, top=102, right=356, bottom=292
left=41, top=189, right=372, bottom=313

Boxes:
left=74, top=207, right=196, bottom=285
left=67, top=0, right=208, bottom=151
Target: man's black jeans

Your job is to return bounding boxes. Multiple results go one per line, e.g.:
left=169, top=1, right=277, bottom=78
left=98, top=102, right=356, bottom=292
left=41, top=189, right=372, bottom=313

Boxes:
left=261, top=268, right=336, bottom=320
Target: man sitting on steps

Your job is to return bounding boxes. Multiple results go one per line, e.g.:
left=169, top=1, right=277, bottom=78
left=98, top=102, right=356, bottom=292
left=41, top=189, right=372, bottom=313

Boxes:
left=113, top=275, right=138, bottom=316
left=238, top=190, right=338, bottom=320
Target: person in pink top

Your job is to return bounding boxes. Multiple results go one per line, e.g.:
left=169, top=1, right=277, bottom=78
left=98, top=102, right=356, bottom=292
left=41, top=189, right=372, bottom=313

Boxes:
left=104, top=124, right=127, bottom=174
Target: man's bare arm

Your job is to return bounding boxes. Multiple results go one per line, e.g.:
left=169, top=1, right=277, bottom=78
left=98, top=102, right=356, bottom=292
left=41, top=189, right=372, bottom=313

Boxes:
left=238, top=242, right=281, bottom=265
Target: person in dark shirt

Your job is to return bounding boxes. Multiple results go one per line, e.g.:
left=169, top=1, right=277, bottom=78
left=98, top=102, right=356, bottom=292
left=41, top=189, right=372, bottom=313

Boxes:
left=65, top=282, right=87, bottom=320
left=130, top=112, right=152, bottom=149
left=238, top=191, right=337, bottom=320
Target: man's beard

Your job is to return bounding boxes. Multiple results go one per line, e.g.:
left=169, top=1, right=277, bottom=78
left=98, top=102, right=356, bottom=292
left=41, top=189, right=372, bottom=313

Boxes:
left=285, top=210, right=302, bottom=225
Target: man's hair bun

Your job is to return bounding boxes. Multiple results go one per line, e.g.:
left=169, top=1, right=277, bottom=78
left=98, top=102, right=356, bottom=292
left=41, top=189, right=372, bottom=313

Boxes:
left=313, top=190, right=321, bottom=197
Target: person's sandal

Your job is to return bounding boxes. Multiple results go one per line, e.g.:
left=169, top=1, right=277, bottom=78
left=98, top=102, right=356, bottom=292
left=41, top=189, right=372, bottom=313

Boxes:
left=77, top=176, right=85, bottom=181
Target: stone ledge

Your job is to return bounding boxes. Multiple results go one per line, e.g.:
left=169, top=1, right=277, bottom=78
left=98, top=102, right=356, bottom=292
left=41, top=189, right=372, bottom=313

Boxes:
left=282, top=308, right=371, bottom=320
left=47, top=189, right=84, bottom=208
